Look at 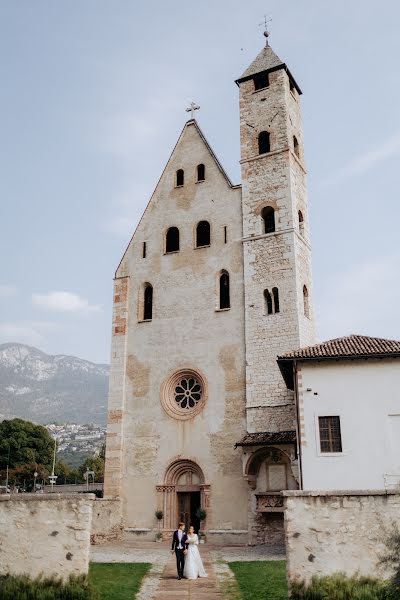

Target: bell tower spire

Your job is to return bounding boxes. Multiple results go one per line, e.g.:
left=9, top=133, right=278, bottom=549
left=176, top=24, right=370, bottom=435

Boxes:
left=238, top=41, right=316, bottom=434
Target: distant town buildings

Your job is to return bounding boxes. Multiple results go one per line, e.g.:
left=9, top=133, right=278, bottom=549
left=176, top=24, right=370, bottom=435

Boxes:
left=45, top=423, right=106, bottom=456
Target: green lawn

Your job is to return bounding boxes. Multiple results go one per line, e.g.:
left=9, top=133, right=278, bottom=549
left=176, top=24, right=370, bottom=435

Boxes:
left=229, top=560, right=288, bottom=600
left=89, top=563, right=151, bottom=600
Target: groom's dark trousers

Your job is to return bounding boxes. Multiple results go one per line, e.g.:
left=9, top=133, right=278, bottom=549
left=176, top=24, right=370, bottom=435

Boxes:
left=175, top=548, right=185, bottom=578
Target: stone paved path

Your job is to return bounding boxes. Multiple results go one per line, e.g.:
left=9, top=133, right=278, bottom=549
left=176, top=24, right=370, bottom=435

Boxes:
left=153, top=549, right=222, bottom=599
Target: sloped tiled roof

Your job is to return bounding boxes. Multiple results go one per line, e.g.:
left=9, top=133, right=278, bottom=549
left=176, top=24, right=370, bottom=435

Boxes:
left=278, top=335, right=400, bottom=360
left=235, top=431, right=296, bottom=447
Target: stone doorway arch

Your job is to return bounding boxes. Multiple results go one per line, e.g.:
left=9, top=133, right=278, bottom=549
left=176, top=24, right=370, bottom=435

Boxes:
left=156, top=459, right=210, bottom=532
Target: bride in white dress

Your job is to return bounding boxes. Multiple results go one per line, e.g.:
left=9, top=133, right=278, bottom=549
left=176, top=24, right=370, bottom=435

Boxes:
left=183, top=526, right=208, bottom=580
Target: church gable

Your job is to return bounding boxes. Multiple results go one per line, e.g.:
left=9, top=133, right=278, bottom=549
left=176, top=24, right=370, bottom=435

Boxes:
left=116, top=120, right=239, bottom=278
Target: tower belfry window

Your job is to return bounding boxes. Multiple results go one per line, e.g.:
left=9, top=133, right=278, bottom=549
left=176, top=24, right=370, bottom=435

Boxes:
left=196, top=221, right=210, bottom=247
left=176, top=169, right=184, bottom=187
left=253, top=72, right=269, bottom=91
left=166, top=227, right=180, bottom=253
left=197, top=164, right=205, bottom=182
left=261, top=206, right=275, bottom=234
left=258, top=131, right=270, bottom=154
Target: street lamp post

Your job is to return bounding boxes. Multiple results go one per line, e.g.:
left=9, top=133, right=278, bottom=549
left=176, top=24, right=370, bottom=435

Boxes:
left=33, top=470, right=38, bottom=493
left=48, top=437, right=58, bottom=492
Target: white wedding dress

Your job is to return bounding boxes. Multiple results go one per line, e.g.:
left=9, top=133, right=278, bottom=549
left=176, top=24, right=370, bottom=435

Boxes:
left=183, top=534, right=207, bottom=579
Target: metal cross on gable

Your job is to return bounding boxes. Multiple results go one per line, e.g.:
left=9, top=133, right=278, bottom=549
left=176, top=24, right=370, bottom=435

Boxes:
left=186, top=101, right=200, bottom=120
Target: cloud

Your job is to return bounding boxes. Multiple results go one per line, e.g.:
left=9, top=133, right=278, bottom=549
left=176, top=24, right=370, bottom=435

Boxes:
left=32, top=291, right=102, bottom=314
left=317, top=254, right=400, bottom=342
left=0, top=321, right=60, bottom=347
left=0, top=284, right=17, bottom=298
left=322, top=132, right=400, bottom=186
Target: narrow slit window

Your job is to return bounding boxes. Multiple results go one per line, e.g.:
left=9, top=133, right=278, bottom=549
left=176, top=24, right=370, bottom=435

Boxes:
left=219, top=271, right=230, bottom=309
left=264, top=289, right=273, bottom=315
left=272, top=287, right=280, bottom=313
left=166, top=227, right=180, bottom=253
left=224, top=226, right=227, bottom=244
left=298, top=210, right=304, bottom=236
left=303, top=285, right=309, bottom=318
left=293, top=136, right=300, bottom=158
left=197, top=164, right=205, bottom=182
left=319, top=416, right=342, bottom=453
left=176, top=169, right=184, bottom=187
left=143, top=284, right=153, bottom=321
left=258, top=131, right=270, bottom=154
left=254, top=72, right=269, bottom=91
left=261, top=206, right=275, bottom=234
left=196, top=221, right=210, bottom=247
left=142, top=242, right=146, bottom=258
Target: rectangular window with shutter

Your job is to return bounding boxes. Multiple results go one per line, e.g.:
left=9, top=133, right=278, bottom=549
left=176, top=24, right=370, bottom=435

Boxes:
left=318, top=416, right=342, bottom=453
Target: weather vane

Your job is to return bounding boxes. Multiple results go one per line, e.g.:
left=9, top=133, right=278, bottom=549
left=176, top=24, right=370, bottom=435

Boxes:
left=186, top=102, right=200, bottom=120
left=259, top=15, right=272, bottom=46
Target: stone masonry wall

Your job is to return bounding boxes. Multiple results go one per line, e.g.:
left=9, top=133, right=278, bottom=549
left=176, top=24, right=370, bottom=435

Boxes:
left=90, top=498, right=123, bottom=544
left=239, top=67, right=316, bottom=434
left=0, top=494, right=94, bottom=580
left=284, top=490, right=400, bottom=583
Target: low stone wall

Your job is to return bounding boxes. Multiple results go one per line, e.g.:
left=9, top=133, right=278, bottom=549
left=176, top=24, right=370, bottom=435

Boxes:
left=283, top=490, right=400, bottom=584
left=91, top=498, right=123, bottom=544
left=0, top=494, right=94, bottom=580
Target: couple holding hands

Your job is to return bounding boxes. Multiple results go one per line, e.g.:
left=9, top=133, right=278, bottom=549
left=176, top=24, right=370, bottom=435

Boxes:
left=171, top=522, right=207, bottom=580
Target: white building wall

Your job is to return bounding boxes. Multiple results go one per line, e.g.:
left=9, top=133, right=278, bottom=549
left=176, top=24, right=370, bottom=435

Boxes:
left=299, top=360, right=400, bottom=490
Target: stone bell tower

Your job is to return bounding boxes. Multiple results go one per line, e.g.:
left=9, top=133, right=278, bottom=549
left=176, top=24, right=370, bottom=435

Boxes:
left=237, top=31, right=316, bottom=436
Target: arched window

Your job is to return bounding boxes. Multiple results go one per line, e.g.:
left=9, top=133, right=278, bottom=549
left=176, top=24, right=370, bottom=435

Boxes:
left=303, top=285, right=309, bottom=318
left=293, top=136, right=300, bottom=159
left=176, top=169, right=184, bottom=187
left=264, top=288, right=280, bottom=315
left=272, top=287, right=280, bottom=313
left=166, top=227, right=180, bottom=253
left=264, top=289, right=273, bottom=315
left=298, top=210, right=304, bottom=236
left=196, top=221, right=210, bottom=247
left=143, top=284, right=153, bottom=320
left=261, top=206, right=275, bottom=234
left=197, top=164, right=205, bottom=182
left=219, top=271, right=230, bottom=309
left=258, top=131, right=270, bottom=154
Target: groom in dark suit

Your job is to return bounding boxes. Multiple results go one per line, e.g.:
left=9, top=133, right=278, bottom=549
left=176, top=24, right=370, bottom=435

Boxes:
left=171, top=522, right=187, bottom=579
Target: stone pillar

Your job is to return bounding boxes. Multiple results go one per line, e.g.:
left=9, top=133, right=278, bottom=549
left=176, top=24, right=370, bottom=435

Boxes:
left=104, top=276, right=129, bottom=499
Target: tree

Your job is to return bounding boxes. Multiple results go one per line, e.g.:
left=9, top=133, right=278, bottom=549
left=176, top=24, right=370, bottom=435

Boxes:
left=79, top=456, right=105, bottom=483
left=0, top=419, right=54, bottom=470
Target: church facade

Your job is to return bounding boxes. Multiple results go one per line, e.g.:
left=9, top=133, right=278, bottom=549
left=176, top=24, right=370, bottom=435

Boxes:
left=104, top=37, right=316, bottom=545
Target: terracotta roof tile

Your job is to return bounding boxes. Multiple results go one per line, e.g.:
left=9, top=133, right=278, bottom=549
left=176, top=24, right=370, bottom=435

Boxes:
left=235, top=431, right=296, bottom=447
left=278, top=334, right=400, bottom=360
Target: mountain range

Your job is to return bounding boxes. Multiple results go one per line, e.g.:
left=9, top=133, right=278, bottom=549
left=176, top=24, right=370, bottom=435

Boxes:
left=0, top=343, right=109, bottom=424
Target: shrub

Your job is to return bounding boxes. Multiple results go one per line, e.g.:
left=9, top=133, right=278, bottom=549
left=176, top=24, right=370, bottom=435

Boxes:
left=380, top=522, right=400, bottom=595
left=290, top=572, right=393, bottom=600
left=196, top=507, right=207, bottom=522
left=0, top=573, right=99, bottom=599
left=155, top=510, right=163, bottom=520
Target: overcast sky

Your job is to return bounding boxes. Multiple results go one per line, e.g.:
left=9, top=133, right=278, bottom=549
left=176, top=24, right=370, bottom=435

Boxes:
left=1, top=0, right=399, bottom=364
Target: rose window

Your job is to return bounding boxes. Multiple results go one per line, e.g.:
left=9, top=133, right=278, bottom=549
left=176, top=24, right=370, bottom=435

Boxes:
left=174, top=377, right=202, bottom=409
left=161, top=368, right=207, bottom=420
